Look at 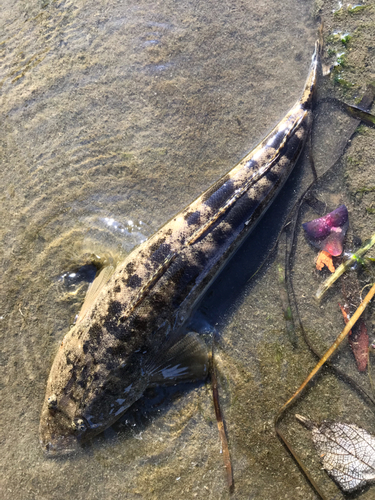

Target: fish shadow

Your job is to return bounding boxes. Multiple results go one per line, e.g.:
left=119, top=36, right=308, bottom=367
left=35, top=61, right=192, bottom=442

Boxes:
left=97, top=380, right=207, bottom=447
left=197, top=151, right=309, bottom=329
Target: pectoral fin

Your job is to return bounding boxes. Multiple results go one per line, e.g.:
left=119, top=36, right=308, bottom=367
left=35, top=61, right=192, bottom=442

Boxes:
left=76, top=266, right=115, bottom=324
left=148, top=332, right=209, bottom=386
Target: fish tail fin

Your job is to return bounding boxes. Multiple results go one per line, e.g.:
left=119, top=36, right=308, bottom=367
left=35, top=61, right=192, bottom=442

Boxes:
left=300, top=26, right=323, bottom=109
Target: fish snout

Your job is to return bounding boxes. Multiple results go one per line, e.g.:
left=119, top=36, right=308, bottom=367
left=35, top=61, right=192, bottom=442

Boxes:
left=41, top=433, right=80, bottom=457
left=39, top=399, right=85, bottom=456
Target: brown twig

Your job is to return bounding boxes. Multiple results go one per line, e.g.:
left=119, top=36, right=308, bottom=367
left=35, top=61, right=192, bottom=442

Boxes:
left=211, top=357, right=234, bottom=492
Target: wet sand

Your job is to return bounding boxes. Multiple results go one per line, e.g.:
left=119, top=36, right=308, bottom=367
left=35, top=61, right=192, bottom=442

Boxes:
left=1, top=1, right=375, bottom=499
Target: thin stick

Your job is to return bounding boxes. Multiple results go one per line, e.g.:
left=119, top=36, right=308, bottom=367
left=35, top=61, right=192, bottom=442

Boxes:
left=318, top=96, right=375, bottom=127
left=211, top=360, right=234, bottom=492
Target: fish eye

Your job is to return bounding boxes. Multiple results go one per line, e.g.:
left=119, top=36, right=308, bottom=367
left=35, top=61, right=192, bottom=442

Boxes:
left=47, top=394, right=58, bottom=410
left=72, top=418, right=87, bottom=432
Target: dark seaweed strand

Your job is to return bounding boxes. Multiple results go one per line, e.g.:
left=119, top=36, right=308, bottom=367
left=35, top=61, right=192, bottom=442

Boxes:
left=117, top=251, right=177, bottom=323
left=286, top=185, right=375, bottom=410
left=274, top=163, right=375, bottom=500
left=275, top=91, right=375, bottom=500
left=187, top=113, right=306, bottom=246
left=286, top=88, right=375, bottom=409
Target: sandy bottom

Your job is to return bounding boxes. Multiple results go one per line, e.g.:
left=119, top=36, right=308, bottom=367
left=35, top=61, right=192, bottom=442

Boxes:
left=1, top=0, right=375, bottom=499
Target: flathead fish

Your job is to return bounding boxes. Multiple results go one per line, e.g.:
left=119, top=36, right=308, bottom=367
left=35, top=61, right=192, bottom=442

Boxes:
left=40, top=38, right=321, bottom=454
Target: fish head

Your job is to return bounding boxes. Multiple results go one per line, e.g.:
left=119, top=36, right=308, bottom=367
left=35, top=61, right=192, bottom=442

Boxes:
left=39, top=333, right=94, bottom=455
left=39, top=397, right=83, bottom=455
left=39, top=383, right=135, bottom=457
left=39, top=323, right=145, bottom=456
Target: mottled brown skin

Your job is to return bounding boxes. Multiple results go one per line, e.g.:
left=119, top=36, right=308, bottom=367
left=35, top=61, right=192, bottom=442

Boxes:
left=40, top=40, right=321, bottom=454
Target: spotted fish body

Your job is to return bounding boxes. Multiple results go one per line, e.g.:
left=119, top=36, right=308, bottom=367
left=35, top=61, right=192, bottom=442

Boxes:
left=40, top=39, right=321, bottom=454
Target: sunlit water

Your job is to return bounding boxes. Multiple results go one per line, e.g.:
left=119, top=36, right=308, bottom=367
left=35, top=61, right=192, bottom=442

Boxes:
left=1, top=1, right=375, bottom=499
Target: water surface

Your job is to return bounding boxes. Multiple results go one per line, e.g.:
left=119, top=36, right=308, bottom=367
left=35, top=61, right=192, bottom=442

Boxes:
left=1, top=1, right=375, bottom=499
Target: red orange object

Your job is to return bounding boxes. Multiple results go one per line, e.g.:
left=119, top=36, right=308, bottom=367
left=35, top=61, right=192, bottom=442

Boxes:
left=316, top=250, right=335, bottom=273
left=303, top=205, right=349, bottom=256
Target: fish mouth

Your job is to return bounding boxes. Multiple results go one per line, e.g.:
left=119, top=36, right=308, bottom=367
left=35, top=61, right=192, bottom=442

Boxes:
left=39, top=415, right=81, bottom=457
left=41, top=434, right=80, bottom=457
left=39, top=401, right=82, bottom=457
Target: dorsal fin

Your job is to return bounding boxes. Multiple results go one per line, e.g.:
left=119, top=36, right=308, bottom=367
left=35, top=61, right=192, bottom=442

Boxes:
left=187, top=113, right=305, bottom=246
left=118, top=252, right=177, bottom=321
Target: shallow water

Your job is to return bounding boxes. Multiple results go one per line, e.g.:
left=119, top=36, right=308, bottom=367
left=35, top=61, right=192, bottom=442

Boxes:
left=1, top=0, right=375, bottom=499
